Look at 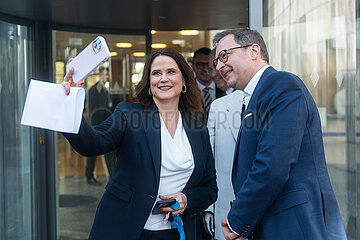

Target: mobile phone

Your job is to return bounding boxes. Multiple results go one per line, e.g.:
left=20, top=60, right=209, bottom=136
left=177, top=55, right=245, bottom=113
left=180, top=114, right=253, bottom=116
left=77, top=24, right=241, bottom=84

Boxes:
left=69, top=36, right=110, bottom=83
left=151, top=199, right=176, bottom=215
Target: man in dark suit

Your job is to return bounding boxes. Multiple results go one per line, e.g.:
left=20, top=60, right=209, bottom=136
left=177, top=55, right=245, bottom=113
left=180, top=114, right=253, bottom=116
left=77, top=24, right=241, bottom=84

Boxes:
left=86, top=67, right=115, bottom=185
left=213, top=28, right=347, bottom=239
left=192, top=48, right=226, bottom=124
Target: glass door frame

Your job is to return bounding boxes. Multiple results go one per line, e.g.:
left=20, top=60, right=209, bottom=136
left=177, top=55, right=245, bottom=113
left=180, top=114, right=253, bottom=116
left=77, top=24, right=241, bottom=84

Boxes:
left=0, top=12, right=40, bottom=240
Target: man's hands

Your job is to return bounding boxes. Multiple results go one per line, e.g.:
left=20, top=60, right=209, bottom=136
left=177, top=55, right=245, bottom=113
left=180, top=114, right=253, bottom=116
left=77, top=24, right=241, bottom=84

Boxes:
left=221, top=218, right=246, bottom=240
left=201, top=211, right=215, bottom=236
left=159, top=192, right=187, bottom=216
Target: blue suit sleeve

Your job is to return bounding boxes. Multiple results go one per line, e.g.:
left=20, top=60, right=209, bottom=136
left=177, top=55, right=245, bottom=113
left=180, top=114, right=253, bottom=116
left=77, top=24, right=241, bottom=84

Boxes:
left=62, top=106, right=127, bottom=157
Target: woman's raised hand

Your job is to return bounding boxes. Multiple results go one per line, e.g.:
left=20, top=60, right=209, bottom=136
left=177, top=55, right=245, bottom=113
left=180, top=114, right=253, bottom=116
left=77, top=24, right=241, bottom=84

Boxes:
left=61, top=58, right=84, bottom=95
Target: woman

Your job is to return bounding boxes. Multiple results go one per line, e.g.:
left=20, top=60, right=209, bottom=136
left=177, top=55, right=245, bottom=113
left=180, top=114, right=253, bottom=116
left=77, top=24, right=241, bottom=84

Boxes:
left=62, top=48, right=218, bottom=240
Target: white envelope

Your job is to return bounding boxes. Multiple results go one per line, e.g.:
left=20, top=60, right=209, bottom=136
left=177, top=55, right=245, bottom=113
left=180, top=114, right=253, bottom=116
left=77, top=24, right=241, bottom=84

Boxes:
left=21, top=79, right=85, bottom=133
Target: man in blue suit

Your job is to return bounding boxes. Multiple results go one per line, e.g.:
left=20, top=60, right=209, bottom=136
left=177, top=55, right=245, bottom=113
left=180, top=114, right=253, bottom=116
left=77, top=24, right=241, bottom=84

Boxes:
left=213, top=28, right=347, bottom=240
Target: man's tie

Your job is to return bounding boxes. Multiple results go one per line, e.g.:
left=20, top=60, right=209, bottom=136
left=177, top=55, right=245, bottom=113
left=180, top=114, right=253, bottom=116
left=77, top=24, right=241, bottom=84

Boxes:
left=241, top=96, right=246, bottom=120
left=203, top=87, right=212, bottom=113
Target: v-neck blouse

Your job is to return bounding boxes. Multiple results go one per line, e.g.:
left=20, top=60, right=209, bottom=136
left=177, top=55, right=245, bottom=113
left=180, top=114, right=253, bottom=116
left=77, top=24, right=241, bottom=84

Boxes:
left=144, top=112, right=195, bottom=230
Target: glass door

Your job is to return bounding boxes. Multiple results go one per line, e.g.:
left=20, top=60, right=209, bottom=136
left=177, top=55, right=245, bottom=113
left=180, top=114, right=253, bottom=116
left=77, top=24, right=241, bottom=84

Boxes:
left=0, top=20, right=35, bottom=239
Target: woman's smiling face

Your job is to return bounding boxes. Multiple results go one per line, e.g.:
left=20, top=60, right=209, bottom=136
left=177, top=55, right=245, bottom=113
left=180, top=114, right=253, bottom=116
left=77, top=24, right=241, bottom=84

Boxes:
left=150, top=55, right=184, bottom=105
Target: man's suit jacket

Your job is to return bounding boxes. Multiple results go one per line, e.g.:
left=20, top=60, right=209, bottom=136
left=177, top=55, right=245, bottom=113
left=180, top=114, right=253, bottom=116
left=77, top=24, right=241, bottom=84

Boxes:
left=215, top=87, right=226, bottom=99
left=207, top=90, right=243, bottom=239
left=200, top=86, right=227, bottom=124
left=229, top=67, right=346, bottom=239
left=88, top=82, right=112, bottom=125
left=63, top=102, right=218, bottom=240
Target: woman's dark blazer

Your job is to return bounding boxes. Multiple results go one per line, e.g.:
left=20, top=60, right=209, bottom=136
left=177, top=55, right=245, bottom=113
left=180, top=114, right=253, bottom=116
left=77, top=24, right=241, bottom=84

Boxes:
left=63, top=102, right=218, bottom=240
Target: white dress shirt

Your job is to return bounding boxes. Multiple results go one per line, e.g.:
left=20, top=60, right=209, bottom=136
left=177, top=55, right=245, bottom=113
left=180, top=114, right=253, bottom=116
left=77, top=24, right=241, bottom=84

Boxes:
left=225, top=87, right=234, bottom=95
left=242, top=65, right=270, bottom=109
left=144, top=112, right=194, bottom=230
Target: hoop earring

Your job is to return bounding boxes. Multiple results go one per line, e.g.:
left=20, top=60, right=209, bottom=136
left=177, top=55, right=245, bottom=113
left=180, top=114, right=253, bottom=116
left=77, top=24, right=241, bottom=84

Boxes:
left=148, top=88, right=152, bottom=95
left=182, top=85, right=187, bottom=93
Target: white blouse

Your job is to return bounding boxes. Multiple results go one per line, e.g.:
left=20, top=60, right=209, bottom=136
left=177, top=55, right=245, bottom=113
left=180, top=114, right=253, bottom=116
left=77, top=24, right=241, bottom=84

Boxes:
left=144, top=112, right=195, bottom=230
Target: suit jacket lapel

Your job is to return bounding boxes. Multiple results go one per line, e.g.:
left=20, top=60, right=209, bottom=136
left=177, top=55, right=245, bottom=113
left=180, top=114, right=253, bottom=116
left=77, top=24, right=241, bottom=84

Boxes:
left=232, top=121, right=243, bottom=179
left=227, top=99, right=242, bottom=141
left=216, top=87, right=226, bottom=98
left=232, top=66, right=277, bottom=176
left=141, top=104, right=161, bottom=184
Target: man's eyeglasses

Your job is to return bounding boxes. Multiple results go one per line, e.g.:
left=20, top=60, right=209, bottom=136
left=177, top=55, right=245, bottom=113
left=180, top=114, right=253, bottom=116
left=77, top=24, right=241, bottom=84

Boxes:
left=213, top=45, right=252, bottom=68
left=194, top=62, right=209, bottom=69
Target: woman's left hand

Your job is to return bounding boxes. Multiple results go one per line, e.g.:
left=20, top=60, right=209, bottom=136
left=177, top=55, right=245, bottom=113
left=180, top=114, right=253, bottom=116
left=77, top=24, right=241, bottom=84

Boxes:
left=159, top=192, right=188, bottom=216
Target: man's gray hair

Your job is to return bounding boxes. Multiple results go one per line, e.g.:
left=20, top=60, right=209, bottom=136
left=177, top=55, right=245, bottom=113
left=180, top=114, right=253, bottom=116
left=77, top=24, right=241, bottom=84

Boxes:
left=213, top=28, right=269, bottom=64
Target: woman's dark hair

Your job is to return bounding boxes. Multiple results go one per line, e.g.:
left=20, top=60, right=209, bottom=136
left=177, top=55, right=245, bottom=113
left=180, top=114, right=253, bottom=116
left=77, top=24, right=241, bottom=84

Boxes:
left=136, top=48, right=203, bottom=120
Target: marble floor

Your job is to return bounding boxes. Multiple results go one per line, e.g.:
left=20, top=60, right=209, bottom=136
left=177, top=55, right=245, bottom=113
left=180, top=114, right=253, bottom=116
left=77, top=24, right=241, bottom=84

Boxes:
left=58, top=175, right=109, bottom=240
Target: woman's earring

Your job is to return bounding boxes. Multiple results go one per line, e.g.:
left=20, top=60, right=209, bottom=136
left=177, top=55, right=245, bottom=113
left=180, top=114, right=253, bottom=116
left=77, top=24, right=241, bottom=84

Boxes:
left=182, top=85, right=187, bottom=93
left=148, top=88, right=152, bottom=95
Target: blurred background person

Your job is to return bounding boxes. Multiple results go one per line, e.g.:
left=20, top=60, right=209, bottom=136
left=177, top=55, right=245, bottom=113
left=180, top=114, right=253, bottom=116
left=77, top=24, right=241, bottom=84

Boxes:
left=200, top=49, right=242, bottom=240
left=86, top=67, right=115, bottom=185
left=192, top=47, right=226, bottom=123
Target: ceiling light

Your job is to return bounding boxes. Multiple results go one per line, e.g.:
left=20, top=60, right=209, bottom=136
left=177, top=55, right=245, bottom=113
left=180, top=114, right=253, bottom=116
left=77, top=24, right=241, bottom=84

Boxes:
left=110, top=52, right=118, bottom=57
left=133, top=52, right=146, bottom=57
left=116, top=42, right=133, bottom=48
left=179, top=30, right=200, bottom=36
left=152, top=43, right=167, bottom=49
left=151, top=30, right=157, bottom=35
left=172, top=39, right=185, bottom=47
